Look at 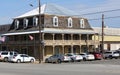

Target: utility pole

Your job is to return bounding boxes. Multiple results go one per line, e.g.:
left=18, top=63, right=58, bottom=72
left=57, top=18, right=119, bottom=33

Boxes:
left=101, top=14, right=104, bottom=53
left=38, top=0, right=42, bottom=63
left=30, top=0, right=43, bottom=63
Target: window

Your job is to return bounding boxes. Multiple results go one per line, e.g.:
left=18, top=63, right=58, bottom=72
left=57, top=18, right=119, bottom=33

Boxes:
left=68, top=17, right=72, bottom=27
left=23, top=18, right=28, bottom=29
left=53, top=16, right=58, bottom=27
left=1, top=52, right=8, bottom=55
left=80, top=19, right=85, bottom=28
left=10, top=52, right=13, bottom=55
left=33, top=16, right=38, bottom=26
left=14, top=19, right=19, bottom=29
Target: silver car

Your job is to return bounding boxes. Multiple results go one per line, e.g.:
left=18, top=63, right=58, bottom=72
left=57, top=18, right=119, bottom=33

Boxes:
left=79, top=53, right=95, bottom=61
left=66, top=53, right=83, bottom=62
left=9, top=54, right=36, bottom=63
left=45, top=54, right=71, bottom=63
left=103, top=51, right=120, bottom=59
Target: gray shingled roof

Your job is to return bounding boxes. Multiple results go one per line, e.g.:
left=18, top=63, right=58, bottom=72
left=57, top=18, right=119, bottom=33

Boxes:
left=15, top=3, right=79, bottom=18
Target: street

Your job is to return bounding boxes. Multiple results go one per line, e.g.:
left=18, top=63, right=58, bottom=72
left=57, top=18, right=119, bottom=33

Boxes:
left=0, top=59, right=120, bottom=75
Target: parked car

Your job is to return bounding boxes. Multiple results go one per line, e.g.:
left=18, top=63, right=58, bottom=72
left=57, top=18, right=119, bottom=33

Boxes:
left=45, top=54, right=71, bottom=63
left=103, top=51, right=120, bottom=59
left=0, top=51, right=18, bottom=62
left=115, top=50, right=120, bottom=57
left=79, top=53, right=95, bottom=61
left=65, top=53, right=83, bottom=62
left=9, top=54, right=36, bottom=63
left=91, top=52, right=102, bottom=60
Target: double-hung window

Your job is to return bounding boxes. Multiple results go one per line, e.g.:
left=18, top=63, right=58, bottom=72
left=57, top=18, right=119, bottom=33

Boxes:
left=23, top=18, right=28, bottom=29
left=53, top=16, right=58, bottom=27
left=68, top=17, right=73, bottom=28
left=33, top=16, right=38, bottom=26
left=80, top=19, right=85, bottom=28
left=14, top=19, right=19, bottom=29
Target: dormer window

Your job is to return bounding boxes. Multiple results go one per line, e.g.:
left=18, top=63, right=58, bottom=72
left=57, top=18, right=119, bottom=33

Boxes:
left=80, top=19, right=85, bottom=28
left=53, top=16, right=58, bottom=27
left=14, top=19, right=19, bottom=29
left=33, top=16, right=38, bottom=26
left=68, top=17, right=72, bottom=27
left=23, top=18, right=28, bottom=29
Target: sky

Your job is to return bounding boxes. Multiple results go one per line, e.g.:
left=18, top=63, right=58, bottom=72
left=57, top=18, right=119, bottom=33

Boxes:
left=0, top=0, right=120, bottom=28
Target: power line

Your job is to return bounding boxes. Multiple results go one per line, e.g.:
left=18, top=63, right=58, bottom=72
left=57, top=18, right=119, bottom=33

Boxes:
left=89, top=15, right=120, bottom=21
left=79, top=8, right=120, bottom=16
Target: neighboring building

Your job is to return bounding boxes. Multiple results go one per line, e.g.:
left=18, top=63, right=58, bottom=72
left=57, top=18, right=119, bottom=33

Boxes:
left=1, top=4, right=97, bottom=60
left=0, top=24, right=10, bottom=34
left=93, top=27, right=120, bottom=51
left=0, top=24, right=11, bottom=50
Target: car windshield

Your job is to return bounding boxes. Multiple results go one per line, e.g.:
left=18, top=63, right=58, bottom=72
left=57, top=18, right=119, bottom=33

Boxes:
left=113, top=52, right=118, bottom=54
left=1, top=52, right=8, bottom=55
left=10, top=52, right=18, bottom=55
left=79, top=54, right=85, bottom=55
left=66, top=54, right=73, bottom=56
left=105, top=52, right=112, bottom=54
left=14, top=54, right=18, bottom=57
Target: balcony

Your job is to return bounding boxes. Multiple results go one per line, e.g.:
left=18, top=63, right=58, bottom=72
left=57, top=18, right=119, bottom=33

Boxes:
left=4, top=39, right=97, bottom=46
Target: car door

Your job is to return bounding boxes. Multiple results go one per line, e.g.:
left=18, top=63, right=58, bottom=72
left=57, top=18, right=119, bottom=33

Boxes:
left=20, top=55, right=24, bottom=62
left=23, top=54, right=30, bottom=62
left=20, top=54, right=29, bottom=62
left=50, top=55, right=57, bottom=62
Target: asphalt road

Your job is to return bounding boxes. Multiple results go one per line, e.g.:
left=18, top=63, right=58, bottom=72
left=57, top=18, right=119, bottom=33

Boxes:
left=0, top=59, right=120, bottom=75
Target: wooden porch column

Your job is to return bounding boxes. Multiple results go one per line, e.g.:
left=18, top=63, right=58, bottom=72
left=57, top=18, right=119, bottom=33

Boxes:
left=94, top=34, right=96, bottom=51
left=79, top=34, right=81, bottom=53
left=62, top=34, right=64, bottom=43
left=71, top=34, right=73, bottom=53
left=53, top=46, right=55, bottom=54
left=62, top=34, right=64, bottom=54
left=86, top=34, right=89, bottom=52
left=62, top=46, right=64, bottom=54
left=71, top=45, right=73, bottom=53
left=52, top=34, right=55, bottom=55
left=71, top=34, right=73, bottom=42
left=79, top=45, right=81, bottom=53
left=53, top=33, right=55, bottom=43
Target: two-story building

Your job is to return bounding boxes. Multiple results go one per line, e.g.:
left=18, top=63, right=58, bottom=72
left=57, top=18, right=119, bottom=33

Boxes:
left=1, top=4, right=98, bottom=60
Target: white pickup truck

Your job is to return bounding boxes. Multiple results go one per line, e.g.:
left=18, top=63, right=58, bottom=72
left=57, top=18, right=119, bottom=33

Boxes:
left=103, top=51, right=119, bottom=59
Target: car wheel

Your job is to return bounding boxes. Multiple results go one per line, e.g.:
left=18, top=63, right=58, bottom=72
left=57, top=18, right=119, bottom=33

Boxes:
left=109, top=56, right=112, bottom=59
left=57, top=59, right=61, bottom=64
left=83, top=58, right=86, bottom=61
left=71, top=58, right=74, bottom=62
left=4, top=57, right=8, bottom=62
left=115, top=57, right=118, bottom=59
left=104, top=57, right=107, bottom=59
left=17, top=59, right=21, bottom=63
left=45, top=59, right=49, bottom=63
left=30, top=59, right=34, bottom=63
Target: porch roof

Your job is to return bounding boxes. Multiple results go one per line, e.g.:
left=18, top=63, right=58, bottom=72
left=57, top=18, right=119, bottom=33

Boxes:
left=3, top=28, right=95, bottom=36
